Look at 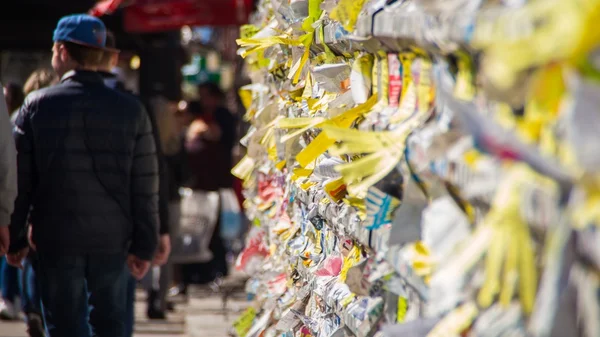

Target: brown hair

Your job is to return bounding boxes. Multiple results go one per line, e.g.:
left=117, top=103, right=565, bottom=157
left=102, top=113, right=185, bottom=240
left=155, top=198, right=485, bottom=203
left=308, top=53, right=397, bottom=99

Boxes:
left=24, top=68, right=59, bottom=95
left=61, top=41, right=104, bottom=67
left=198, top=82, right=225, bottom=101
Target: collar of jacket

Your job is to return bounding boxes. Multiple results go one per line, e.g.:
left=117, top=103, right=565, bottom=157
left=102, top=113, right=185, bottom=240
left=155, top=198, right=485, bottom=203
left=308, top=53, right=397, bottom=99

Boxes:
left=98, top=70, right=119, bottom=89
left=61, top=70, right=104, bottom=84
left=97, top=71, right=128, bottom=92
left=97, top=70, right=116, bottom=80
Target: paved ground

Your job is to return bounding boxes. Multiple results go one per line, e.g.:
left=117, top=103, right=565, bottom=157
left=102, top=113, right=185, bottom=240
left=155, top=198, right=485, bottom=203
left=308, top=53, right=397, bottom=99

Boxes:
left=0, top=278, right=249, bottom=337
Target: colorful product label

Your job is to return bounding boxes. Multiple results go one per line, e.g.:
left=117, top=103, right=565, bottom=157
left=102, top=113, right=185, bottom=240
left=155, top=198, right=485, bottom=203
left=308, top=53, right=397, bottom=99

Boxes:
left=388, top=54, right=402, bottom=108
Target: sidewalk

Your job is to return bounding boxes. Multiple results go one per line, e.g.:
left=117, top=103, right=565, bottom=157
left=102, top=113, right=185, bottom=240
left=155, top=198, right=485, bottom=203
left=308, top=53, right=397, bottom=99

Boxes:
left=0, top=280, right=249, bottom=337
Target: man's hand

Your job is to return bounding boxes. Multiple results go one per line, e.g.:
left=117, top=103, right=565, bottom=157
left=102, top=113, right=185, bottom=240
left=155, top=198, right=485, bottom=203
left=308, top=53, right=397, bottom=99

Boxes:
left=7, top=247, right=28, bottom=269
left=127, top=255, right=151, bottom=280
left=0, top=226, right=9, bottom=257
left=153, top=234, right=171, bottom=266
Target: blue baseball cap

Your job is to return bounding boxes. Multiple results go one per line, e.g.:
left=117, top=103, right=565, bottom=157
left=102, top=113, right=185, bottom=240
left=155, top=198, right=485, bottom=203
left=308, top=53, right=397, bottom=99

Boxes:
left=53, top=14, right=116, bottom=51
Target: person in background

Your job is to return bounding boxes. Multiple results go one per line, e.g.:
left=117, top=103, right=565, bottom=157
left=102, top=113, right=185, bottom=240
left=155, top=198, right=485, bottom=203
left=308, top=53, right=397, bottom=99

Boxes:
left=141, top=98, right=174, bottom=322
left=97, top=31, right=172, bottom=330
left=97, top=32, right=127, bottom=92
left=3, top=82, right=24, bottom=118
left=0, top=82, right=23, bottom=321
left=179, top=82, right=236, bottom=290
left=0, top=82, right=17, bottom=247
left=167, top=102, right=192, bottom=298
left=0, top=258, right=19, bottom=321
left=17, top=68, right=60, bottom=337
left=1, top=74, right=56, bottom=327
left=23, top=69, right=59, bottom=96
left=196, top=83, right=238, bottom=252
left=0, top=82, right=18, bottom=323
left=196, top=82, right=237, bottom=181
left=6, top=14, right=159, bottom=337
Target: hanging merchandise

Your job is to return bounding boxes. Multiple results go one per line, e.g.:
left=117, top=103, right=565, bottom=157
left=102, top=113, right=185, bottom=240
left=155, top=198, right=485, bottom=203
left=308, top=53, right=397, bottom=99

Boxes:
left=232, top=0, right=600, bottom=337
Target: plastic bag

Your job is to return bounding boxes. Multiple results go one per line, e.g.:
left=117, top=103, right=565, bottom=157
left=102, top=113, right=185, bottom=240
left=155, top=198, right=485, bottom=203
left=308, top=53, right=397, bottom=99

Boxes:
left=220, top=188, right=243, bottom=240
left=171, top=188, right=219, bottom=264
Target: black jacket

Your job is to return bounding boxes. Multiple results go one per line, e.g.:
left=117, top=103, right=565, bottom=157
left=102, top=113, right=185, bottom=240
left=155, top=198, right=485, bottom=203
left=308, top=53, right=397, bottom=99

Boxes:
left=10, top=70, right=159, bottom=260
left=99, top=71, right=169, bottom=235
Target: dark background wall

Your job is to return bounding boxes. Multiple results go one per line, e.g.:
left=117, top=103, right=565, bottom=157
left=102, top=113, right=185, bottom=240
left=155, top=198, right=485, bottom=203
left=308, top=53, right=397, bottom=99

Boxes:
left=0, top=0, right=99, bottom=50
left=0, top=2, right=183, bottom=101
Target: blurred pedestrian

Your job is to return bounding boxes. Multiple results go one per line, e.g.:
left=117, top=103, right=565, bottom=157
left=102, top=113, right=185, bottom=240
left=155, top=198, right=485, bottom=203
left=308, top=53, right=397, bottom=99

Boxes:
left=6, top=14, right=159, bottom=337
left=0, top=258, right=19, bottom=321
left=11, top=68, right=59, bottom=124
left=178, top=82, right=236, bottom=290
left=16, top=67, right=60, bottom=336
left=23, top=69, right=59, bottom=96
left=141, top=101, right=174, bottom=322
left=0, top=82, right=18, bottom=323
left=165, top=102, right=190, bottom=298
left=3, top=82, right=24, bottom=119
left=0, top=82, right=23, bottom=321
left=98, top=31, right=172, bottom=331
left=0, top=83, right=17, bottom=253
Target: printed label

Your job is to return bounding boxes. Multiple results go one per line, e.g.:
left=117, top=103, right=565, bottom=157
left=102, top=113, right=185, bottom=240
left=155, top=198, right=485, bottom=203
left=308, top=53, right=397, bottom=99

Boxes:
left=388, top=54, right=402, bottom=108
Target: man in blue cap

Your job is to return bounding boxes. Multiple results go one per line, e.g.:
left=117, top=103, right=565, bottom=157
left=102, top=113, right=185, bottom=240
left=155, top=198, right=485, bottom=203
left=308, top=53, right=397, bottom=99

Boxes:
left=5, top=14, right=159, bottom=337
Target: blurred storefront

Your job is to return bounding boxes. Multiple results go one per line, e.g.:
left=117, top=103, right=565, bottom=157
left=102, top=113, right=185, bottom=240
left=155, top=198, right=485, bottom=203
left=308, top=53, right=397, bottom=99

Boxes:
left=0, top=0, right=254, bottom=106
left=0, top=0, right=98, bottom=84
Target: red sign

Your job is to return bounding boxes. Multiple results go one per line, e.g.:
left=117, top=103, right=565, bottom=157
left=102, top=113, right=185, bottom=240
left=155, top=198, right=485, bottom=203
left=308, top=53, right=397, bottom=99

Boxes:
left=89, top=0, right=124, bottom=17
left=124, top=0, right=252, bottom=33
